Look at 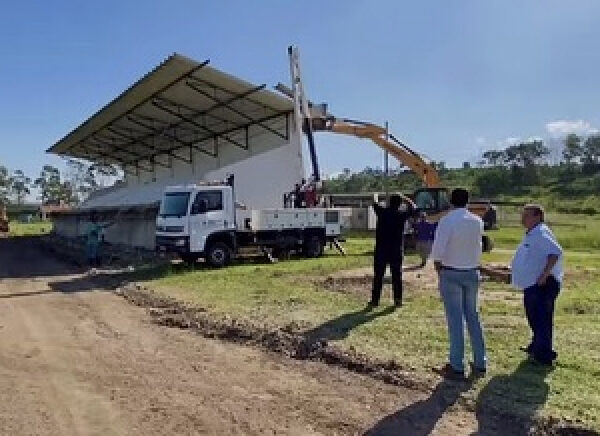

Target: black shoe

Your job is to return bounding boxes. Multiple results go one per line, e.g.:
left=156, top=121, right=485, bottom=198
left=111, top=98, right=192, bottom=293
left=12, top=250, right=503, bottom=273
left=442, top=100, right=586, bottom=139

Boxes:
left=394, top=300, right=403, bottom=308
left=366, top=301, right=379, bottom=310
left=433, top=364, right=465, bottom=381
left=528, top=354, right=554, bottom=367
left=469, top=362, right=487, bottom=378
left=519, top=344, right=533, bottom=353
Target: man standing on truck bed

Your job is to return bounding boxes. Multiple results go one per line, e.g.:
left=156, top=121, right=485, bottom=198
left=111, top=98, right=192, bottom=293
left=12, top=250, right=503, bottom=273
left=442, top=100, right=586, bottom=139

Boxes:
left=369, top=194, right=417, bottom=308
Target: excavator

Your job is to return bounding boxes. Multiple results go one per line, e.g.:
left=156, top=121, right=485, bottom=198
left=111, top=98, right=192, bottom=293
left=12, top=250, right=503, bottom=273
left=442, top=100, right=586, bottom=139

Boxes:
left=277, top=46, right=496, bottom=249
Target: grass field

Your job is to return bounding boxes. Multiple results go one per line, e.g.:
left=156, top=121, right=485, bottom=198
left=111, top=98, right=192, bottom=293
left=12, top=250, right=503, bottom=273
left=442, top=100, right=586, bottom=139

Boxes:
left=7, top=221, right=53, bottom=237
left=141, top=216, right=600, bottom=430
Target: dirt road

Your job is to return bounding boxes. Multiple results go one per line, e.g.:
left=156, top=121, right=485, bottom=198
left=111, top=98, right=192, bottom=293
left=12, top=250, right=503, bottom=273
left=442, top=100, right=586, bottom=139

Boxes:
left=0, top=237, right=482, bottom=435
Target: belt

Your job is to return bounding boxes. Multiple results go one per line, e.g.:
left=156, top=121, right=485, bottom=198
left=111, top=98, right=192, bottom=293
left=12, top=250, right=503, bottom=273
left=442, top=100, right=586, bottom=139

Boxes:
left=441, top=265, right=478, bottom=272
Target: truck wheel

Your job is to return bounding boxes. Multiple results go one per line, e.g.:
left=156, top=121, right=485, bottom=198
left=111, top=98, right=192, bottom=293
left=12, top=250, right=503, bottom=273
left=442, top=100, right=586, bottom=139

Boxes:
left=206, top=242, right=232, bottom=268
left=303, top=235, right=324, bottom=258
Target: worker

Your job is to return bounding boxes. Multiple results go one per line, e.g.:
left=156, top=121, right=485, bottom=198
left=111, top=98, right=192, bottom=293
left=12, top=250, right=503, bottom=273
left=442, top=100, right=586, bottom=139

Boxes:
left=304, top=181, right=317, bottom=208
left=414, top=212, right=437, bottom=267
left=299, top=178, right=308, bottom=208
left=85, top=213, right=115, bottom=268
left=369, top=194, right=416, bottom=308
left=293, top=183, right=302, bottom=208
left=431, top=188, right=486, bottom=380
left=511, top=204, right=563, bottom=365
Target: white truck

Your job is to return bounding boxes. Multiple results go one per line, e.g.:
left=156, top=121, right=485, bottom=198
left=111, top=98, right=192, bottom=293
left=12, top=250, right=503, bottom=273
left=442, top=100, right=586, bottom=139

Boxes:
left=155, top=179, right=344, bottom=267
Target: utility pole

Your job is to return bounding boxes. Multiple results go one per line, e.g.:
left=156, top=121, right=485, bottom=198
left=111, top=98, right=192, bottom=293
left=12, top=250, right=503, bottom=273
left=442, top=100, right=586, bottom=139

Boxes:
left=383, top=121, right=389, bottom=201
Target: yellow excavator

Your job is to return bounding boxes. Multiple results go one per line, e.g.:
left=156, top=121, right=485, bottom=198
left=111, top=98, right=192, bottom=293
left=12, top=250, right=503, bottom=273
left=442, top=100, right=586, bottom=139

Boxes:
left=277, top=46, right=497, bottom=242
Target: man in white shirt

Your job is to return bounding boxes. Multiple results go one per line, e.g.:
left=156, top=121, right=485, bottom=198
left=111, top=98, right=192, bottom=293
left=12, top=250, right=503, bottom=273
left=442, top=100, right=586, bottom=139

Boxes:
left=431, top=188, right=486, bottom=379
left=511, top=204, right=563, bottom=365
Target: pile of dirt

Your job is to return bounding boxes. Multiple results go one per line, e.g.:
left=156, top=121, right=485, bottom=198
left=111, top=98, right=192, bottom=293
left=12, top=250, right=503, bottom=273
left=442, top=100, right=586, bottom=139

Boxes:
left=321, top=263, right=513, bottom=299
left=117, top=283, right=433, bottom=391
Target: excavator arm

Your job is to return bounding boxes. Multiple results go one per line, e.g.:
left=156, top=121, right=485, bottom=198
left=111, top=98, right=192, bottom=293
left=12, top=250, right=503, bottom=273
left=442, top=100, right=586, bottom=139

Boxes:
left=311, top=117, right=441, bottom=188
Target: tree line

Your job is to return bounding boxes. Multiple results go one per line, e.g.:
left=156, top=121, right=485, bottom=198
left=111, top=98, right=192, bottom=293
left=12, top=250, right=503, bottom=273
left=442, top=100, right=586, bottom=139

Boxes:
left=0, top=160, right=119, bottom=207
left=323, top=134, right=600, bottom=199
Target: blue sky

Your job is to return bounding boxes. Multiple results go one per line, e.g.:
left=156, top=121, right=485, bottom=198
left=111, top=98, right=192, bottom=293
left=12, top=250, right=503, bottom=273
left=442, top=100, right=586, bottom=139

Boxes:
left=1, top=1, right=599, bottom=180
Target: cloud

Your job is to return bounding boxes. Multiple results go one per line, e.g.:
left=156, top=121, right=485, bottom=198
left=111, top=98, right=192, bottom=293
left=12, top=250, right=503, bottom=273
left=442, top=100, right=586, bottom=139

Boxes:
left=545, top=120, right=599, bottom=137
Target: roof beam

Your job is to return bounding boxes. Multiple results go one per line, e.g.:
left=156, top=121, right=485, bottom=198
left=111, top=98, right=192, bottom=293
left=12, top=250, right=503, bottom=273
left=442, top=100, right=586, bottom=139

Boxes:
left=66, top=59, right=210, bottom=152
left=186, top=76, right=280, bottom=114
left=185, top=80, right=287, bottom=140
left=152, top=97, right=247, bottom=150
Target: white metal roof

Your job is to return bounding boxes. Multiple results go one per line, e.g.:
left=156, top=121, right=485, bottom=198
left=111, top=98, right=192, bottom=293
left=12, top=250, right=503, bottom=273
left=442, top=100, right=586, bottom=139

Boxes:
left=48, top=53, right=294, bottom=175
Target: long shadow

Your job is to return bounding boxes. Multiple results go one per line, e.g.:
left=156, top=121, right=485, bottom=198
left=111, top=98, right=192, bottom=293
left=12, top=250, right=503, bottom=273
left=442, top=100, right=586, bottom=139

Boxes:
left=303, top=306, right=396, bottom=346
left=0, top=236, right=83, bottom=279
left=365, top=378, right=472, bottom=436
left=475, top=360, right=553, bottom=435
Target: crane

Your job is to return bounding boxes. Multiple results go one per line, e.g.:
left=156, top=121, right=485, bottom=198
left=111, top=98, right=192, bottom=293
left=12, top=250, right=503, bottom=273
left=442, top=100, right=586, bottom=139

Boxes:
left=276, top=46, right=497, bottom=236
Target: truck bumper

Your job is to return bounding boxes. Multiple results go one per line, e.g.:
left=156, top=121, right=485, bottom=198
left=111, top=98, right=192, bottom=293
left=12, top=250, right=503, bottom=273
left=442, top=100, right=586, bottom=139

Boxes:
left=155, top=235, right=190, bottom=254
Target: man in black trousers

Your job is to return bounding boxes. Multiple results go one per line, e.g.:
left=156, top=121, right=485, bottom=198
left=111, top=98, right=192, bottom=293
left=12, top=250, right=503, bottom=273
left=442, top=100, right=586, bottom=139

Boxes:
left=369, top=194, right=417, bottom=308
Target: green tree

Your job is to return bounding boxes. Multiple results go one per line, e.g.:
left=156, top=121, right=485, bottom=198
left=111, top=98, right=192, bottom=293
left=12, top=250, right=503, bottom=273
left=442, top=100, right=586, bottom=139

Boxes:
left=562, top=134, right=582, bottom=166
left=504, top=140, right=549, bottom=168
left=34, top=165, right=76, bottom=205
left=582, top=135, right=600, bottom=174
left=10, top=169, right=31, bottom=205
left=0, top=165, right=12, bottom=205
left=474, top=167, right=512, bottom=196
left=481, top=150, right=506, bottom=167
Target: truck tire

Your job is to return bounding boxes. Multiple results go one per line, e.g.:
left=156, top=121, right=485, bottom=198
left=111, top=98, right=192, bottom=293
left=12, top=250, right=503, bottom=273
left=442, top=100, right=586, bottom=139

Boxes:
left=303, top=235, right=324, bottom=258
left=206, top=242, right=232, bottom=268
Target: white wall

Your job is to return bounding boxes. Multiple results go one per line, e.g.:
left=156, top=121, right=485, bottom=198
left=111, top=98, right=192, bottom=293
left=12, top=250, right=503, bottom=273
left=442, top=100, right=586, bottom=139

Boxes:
left=84, top=113, right=304, bottom=211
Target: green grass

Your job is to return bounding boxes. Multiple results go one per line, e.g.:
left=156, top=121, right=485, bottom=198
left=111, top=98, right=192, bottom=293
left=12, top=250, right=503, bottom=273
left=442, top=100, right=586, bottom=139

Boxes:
left=492, top=214, right=600, bottom=251
left=8, top=221, right=53, bottom=236
left=139, top=223, right=600, bottom=431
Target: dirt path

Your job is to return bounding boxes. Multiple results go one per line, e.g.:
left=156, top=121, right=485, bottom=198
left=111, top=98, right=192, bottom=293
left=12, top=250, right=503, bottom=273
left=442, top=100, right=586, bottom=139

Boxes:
left=0, top=237, right=487, bottom=435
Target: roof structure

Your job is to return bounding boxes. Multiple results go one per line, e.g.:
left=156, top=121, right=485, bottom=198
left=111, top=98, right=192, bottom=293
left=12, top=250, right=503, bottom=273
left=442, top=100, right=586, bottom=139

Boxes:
left=48, top=54, right=295, bottom=175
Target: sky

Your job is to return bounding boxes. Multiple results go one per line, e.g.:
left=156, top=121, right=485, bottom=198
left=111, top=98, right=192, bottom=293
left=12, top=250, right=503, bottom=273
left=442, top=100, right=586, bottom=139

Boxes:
left=1, top=0, right=600, bottom=181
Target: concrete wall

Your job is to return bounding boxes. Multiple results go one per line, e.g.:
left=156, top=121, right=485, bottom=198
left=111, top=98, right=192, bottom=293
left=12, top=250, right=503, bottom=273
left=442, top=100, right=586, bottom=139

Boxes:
left=84, top=114, right=304, bottom=212
left=53, top=208, right=158, bottom=250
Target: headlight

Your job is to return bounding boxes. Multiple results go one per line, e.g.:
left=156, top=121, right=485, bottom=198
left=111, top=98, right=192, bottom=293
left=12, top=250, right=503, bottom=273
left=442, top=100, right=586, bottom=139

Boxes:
left=175, top=238, right=186, bottom=247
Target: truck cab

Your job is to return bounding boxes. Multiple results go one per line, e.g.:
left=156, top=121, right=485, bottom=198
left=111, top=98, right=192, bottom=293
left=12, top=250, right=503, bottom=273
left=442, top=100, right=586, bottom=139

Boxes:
left=156, top=184, right=236, bottom=263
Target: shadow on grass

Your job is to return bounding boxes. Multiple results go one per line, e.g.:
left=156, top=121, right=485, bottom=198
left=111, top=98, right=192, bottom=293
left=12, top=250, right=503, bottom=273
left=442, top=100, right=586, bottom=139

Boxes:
left=365, top=378, right=473, bottom=436
left=475, top=360, right=553, bottom=435
left=303, top=306, right=396, bottom=346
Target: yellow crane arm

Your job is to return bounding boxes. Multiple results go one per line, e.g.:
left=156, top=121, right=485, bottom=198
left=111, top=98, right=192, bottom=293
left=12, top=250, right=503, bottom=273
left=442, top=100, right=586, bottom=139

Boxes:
left=312, top=118, right=441, bottom=188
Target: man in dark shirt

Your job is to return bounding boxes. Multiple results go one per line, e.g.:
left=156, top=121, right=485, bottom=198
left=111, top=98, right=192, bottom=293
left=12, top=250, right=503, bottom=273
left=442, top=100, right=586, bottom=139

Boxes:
left=370, top=194, right=417, bottom=308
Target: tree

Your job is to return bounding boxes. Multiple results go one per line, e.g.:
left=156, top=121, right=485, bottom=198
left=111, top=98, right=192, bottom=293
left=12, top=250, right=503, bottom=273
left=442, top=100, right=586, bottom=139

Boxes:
left=474, top=167, right=512, bottom=196
left=34, top=165, right=76, bottom=205
left=0, top=165, right=11, bottom=205
left=10, top=169, right=31, bottom=205
left=65, top=159, right=121, bottom=203
left=582, top=135, right=600, bottom=174
left=562, top=134, right=582, bottom=166
left=482, top=150, right=506, bottom=167
left=504, top=140, right=549, bottom=168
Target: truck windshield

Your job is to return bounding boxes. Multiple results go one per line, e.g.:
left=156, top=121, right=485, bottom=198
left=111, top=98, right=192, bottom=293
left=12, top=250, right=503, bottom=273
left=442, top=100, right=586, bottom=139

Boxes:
left=159, top=192, right=190, bottom=217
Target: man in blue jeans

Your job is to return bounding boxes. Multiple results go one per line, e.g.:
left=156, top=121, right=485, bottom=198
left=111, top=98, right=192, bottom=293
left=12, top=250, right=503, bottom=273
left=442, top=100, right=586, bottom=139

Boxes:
left=431, top=188, right=486, bottom=379
left=511, top=204, right=563, bottom=365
